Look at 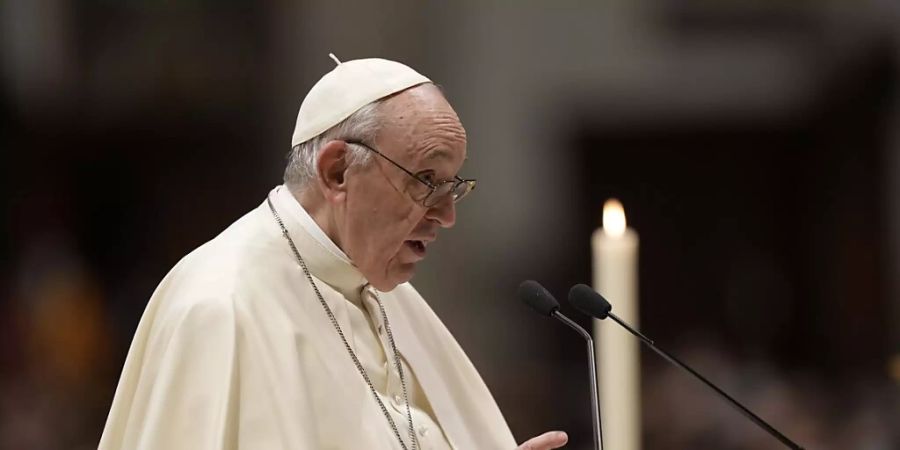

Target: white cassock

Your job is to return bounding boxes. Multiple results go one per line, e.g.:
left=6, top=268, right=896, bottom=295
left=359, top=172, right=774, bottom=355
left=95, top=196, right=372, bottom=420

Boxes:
left=99, top=185, right=517, bottom=450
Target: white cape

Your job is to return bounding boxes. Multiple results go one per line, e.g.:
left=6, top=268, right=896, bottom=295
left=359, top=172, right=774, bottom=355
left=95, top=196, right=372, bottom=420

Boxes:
left=99, top=194, right=516, bottom=449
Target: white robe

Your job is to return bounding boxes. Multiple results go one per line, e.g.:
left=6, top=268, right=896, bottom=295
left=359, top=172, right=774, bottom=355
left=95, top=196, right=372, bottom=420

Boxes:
left=99, top=186, right=517, bottom=450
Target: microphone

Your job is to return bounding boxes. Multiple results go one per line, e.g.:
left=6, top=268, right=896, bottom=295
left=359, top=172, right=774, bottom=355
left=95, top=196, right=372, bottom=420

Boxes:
left=517, top=280, right=603, bottom=450
left=568, top=284, right=805, bottom=450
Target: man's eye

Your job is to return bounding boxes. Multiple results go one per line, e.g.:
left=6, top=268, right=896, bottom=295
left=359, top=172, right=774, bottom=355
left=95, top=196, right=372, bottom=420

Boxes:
left=419, top=172, right=436, bottom=184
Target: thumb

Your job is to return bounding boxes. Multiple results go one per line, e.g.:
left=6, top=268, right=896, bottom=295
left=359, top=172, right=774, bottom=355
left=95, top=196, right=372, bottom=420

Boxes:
left=517, top=431, right=568, bottom=450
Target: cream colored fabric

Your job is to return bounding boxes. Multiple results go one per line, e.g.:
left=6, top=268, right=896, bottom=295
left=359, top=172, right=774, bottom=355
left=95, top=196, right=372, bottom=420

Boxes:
left=291, top=57, right=430, bottom=147
left=273, top=185, right=449, bottom=449
left=99, top=186, right=516, bottom=450
left=275, top=186, right=350, bottom=263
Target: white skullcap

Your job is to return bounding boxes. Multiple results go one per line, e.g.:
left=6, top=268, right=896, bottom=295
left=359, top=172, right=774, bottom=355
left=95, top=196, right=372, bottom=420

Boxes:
left=290, top=54, right=431, bottom=147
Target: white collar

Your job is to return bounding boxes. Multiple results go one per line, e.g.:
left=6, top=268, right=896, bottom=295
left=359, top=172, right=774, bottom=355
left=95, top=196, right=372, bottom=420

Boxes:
left=273, top=185, right=352, bottom=264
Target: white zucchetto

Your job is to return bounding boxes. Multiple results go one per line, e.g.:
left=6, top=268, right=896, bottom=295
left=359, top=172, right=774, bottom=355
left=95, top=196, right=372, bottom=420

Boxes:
left=291, top=54, right=431, bottom=147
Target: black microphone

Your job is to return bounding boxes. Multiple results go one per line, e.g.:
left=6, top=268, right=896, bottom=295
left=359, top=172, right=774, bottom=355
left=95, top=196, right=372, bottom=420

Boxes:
left=517, top=280, right=603, bottom=450
left=568, top=284, right=805, bottom=450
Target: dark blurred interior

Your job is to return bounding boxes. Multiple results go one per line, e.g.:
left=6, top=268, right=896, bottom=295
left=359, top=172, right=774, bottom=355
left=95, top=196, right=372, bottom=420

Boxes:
left=1, top=1, right=898, bottom=449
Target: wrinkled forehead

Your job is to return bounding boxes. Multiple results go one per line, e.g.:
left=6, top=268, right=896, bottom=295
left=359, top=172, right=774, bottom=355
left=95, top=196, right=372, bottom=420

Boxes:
left=378, top=85, right=467, bottom=165
left=421, top=144, right=466, bottom=167
left=405, top=117, right=468, bottom=170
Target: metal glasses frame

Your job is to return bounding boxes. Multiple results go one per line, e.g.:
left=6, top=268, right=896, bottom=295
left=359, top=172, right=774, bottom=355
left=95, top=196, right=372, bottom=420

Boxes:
left=344, top=139, right=476, bottom=207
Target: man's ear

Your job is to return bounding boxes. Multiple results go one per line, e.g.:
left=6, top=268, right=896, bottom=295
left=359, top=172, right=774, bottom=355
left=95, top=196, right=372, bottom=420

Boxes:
left=316, top=140, right=350, bottom=203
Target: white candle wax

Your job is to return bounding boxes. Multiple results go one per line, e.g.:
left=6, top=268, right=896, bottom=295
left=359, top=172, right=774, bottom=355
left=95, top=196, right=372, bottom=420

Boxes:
left=592, top=200, right=640, bottom=450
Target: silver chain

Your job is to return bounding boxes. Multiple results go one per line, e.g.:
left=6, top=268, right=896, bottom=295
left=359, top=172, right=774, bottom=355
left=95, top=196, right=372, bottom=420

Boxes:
left=267, top=196, right=418, bottom=450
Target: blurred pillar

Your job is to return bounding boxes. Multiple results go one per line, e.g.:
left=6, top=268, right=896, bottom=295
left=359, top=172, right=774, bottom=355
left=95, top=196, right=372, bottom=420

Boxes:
left=885, top=4, right=900, bottom=380
left=888, top=61, right=900, bottom=379
left=0, top=0, right=75, bottom=115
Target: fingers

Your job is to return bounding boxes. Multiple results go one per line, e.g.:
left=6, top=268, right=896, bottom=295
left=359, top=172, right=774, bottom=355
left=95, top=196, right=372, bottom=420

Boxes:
left=516, top=431, right=569, bottom=450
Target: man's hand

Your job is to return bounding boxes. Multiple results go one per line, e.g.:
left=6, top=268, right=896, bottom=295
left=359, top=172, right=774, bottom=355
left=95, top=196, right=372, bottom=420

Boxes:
left=516, top=431, right=568, bottom=450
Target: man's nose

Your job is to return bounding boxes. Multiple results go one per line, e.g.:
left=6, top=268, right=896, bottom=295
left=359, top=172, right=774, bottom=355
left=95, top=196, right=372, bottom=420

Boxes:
left=425, top=195, right=456, bottom=228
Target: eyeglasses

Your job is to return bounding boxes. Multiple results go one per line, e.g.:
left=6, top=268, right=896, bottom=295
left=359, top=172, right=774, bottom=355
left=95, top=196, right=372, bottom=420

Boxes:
left=345, top=140, right=476, bottom=208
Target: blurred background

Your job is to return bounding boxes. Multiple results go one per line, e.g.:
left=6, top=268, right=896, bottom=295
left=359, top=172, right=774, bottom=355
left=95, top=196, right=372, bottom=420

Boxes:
left=2, top=0, right=899, bottom=448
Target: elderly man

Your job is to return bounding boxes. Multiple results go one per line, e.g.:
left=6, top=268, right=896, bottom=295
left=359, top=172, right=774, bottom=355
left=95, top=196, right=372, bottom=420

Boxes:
left=99, top=56, right=567, bottom=449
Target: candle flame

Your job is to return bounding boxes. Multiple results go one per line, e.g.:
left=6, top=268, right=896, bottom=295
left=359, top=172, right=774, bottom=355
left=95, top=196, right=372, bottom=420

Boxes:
left=603, top=199, right=627, bottom=237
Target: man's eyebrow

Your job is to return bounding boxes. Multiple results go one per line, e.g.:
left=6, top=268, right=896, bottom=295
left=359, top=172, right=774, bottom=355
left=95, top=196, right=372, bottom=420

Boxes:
left=422, top=147, right=454, bottom=161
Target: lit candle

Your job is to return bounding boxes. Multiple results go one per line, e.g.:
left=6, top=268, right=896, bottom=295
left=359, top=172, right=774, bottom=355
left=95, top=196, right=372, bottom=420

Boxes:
left=592, top=199, right=640, bottom=450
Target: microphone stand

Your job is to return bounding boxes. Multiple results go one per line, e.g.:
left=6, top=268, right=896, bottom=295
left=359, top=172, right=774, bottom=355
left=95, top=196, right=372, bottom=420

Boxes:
left=552, top=311, right=603, bottom=450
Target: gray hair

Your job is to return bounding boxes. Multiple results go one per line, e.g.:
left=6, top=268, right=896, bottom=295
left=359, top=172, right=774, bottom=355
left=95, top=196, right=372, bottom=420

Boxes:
left=283, top=100, right=384, bottom=191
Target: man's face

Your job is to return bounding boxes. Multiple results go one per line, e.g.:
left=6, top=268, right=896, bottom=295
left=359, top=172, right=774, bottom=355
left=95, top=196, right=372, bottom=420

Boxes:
left=335, top=84, right=467, bottom=292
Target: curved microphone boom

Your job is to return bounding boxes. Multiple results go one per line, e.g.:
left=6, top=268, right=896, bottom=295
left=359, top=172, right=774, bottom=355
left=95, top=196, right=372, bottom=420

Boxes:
left=517, top=280, right=603, bottom=450
left=568, top=284, right=805, bottom=450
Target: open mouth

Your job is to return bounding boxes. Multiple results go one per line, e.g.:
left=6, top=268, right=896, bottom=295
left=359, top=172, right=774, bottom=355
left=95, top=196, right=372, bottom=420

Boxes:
left=405, top=240, right=426, bottom=256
